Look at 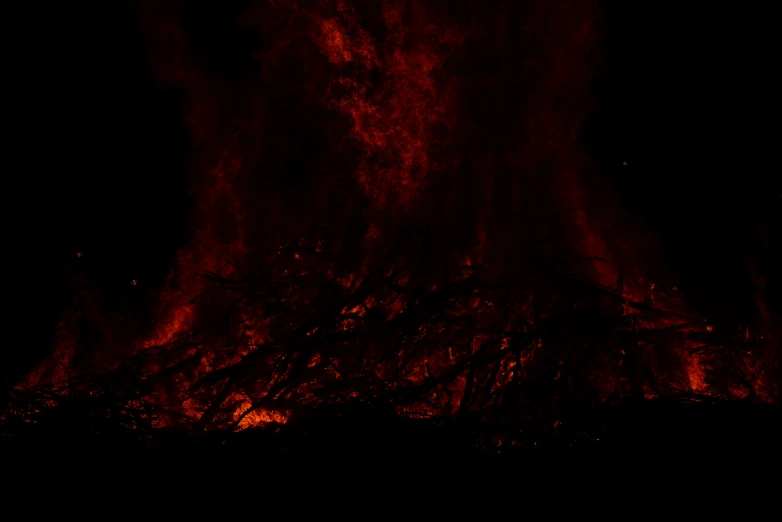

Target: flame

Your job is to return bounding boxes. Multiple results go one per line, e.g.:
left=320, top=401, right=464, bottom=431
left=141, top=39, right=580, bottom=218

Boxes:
left=12, top=1, right=778, bottom=444
left=314, top=1, right=460, bottom=208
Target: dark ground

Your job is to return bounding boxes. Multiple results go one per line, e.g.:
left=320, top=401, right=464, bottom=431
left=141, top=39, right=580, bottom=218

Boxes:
left=3, top=400, right=780, bottom=495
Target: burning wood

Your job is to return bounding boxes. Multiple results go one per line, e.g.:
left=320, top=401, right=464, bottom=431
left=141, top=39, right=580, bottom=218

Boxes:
left=3, top=228, right=776, bottom=449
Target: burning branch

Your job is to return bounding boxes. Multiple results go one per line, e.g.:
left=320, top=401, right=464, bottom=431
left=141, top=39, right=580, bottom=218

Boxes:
left=2, top=228, right=777, bottom=449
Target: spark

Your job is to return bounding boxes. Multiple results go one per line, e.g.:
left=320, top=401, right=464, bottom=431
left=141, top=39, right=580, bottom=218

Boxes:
left=131, top=280, right=137, bottom=286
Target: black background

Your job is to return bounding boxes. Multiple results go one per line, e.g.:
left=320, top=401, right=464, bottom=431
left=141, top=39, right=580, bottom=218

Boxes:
left=5, top=1, right=779, bottom=388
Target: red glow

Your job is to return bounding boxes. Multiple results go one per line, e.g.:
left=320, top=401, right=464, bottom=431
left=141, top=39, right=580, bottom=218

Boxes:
left=14, top=1, right=778, bottom=443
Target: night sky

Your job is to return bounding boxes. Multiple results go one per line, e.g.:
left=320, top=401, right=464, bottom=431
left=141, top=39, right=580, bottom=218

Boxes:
left=6, top=1, right=779, bottom=388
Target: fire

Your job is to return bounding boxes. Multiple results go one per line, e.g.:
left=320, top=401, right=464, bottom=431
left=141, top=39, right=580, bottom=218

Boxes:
left=686, top=353, right=708, bottom=394
left=8, top=0, right=777, bottom=448
left=313, top=1, right=461, bottom=209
